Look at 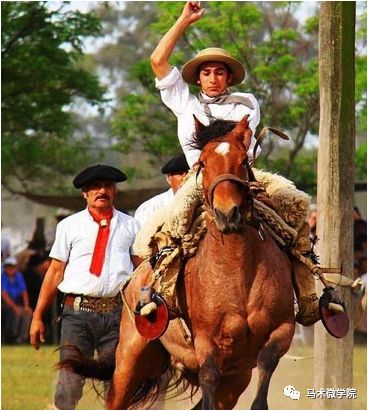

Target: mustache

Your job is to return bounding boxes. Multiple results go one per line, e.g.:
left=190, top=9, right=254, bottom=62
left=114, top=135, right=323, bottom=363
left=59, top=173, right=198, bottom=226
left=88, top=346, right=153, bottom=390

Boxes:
left=95, top=194, right=110, bottom=200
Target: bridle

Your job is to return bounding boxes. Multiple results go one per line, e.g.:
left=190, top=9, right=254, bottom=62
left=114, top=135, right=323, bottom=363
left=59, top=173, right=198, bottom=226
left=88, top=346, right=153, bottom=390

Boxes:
left=196, top=157, right=266, bottom=239
left=205, top=173, right=250, bottom=211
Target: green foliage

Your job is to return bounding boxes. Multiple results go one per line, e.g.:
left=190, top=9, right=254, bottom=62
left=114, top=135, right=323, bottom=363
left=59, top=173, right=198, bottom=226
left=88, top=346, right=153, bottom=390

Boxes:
left=1, top=1, right=106, bottom=193
left=355, top=142, right=367, bottom=181
left=255, top=147, right=318, bottom=195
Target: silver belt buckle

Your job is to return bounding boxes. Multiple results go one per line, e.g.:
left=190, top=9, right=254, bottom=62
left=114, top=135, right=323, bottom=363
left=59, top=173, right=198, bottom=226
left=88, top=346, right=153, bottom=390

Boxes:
left=73, top=296, right=82, bottom=311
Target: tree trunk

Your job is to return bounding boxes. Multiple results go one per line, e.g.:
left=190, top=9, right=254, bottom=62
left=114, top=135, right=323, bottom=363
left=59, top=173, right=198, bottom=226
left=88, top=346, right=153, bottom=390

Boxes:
left=314, top=2, right=355, bottom=410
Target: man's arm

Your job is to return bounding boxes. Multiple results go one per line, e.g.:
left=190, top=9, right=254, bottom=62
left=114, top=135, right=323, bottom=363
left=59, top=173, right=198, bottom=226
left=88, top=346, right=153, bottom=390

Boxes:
left=21, top=290, right=33, bottom=315
left=29, top=259, right=66, bottom=349
left=150, top=1, right=204, bottom=80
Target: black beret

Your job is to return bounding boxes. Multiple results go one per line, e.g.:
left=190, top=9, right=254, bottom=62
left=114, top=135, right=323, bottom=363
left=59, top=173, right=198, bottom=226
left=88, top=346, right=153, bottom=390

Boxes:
left=73, top=164, right=127, bottom=189
left=161, top=153, right=190, bottom=175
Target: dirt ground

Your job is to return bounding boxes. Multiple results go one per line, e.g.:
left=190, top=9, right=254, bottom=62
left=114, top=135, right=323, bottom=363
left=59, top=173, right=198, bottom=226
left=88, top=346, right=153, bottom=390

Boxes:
left=164, top=326, right=367, bottom=410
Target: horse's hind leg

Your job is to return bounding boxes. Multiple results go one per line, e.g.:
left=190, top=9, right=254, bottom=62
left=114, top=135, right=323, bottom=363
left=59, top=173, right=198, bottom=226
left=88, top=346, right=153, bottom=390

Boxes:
left=107, top=328, right=149, bottom=409
left=251, top=321, right=294, bottom=410
left=106, top=310, right=168, bottom=409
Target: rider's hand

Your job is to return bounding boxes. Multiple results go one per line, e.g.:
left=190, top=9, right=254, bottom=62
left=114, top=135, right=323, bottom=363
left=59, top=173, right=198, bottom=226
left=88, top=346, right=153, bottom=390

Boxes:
left=29, top=317, right=46, bottom=350
left=180, top=1, right=205, bottom=24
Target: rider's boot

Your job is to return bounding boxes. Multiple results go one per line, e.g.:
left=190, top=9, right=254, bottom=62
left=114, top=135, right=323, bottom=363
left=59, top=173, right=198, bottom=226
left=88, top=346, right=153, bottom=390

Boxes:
left=292, top=223, right=345, bottom=326
left=292, top=222, right=320, bottom=326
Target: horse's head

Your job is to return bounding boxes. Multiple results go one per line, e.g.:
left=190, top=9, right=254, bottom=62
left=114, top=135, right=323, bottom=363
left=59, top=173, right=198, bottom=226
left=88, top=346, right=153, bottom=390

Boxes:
left=192, top=116, right=253, bottom=233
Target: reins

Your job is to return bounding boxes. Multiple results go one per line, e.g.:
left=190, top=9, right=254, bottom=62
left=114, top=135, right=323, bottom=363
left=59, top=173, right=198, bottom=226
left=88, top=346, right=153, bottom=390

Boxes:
left=251, top=127, right=289, bottom=166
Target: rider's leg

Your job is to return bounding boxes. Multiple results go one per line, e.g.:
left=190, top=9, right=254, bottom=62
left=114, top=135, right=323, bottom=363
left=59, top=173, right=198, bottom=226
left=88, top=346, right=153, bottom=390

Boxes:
left=292, top=222, right=320, bottom=326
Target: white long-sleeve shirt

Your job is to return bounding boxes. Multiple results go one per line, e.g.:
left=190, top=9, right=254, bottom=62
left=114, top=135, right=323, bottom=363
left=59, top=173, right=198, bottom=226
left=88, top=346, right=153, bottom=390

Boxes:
left=155, top=67, right=261, bottom=167
left=134, top=189, right=174, bottom=227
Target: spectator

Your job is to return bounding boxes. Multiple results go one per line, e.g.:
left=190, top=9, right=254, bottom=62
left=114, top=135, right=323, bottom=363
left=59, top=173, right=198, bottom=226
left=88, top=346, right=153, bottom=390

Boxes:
left=16, top=217, right=47, bottom=272
left=307, top=204, right=317, bottom=243
left=24, top=254, right=51, bottom=310
left=354, top=234, right=367, bottom=267
left=1, top=231, right=11, bottom=262
left=1, top=256, right=33, bottom=343
left=24, top=254, right=54, bottom=344
left=353, top=205, right=363, bottom=221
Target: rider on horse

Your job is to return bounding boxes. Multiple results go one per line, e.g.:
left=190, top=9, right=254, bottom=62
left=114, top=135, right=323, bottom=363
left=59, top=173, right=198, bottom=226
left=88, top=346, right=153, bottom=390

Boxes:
left=144, top=1, right=345, bottom=327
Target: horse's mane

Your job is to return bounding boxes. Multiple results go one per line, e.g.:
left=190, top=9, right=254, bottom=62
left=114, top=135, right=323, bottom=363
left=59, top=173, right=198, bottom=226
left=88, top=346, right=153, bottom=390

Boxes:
left=188, top=119, right=237, bottom=150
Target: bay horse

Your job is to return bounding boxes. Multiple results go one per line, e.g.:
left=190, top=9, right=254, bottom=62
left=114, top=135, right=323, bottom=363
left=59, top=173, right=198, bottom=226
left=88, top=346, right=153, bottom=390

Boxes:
left=64, top=116, right=295, bottom=409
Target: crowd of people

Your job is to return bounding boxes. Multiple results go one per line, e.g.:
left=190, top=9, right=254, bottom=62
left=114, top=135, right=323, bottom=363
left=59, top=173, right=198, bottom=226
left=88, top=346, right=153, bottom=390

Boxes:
left=1, top=220, right=60, bottom=345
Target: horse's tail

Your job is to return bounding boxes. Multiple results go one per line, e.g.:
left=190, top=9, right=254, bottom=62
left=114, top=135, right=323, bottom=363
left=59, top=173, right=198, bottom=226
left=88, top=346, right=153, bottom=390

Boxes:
left=128, top=366, right=200, bottom=409
left=56, top=344, right=115, bottom=380
left=56, top=345, right=200, bottom=409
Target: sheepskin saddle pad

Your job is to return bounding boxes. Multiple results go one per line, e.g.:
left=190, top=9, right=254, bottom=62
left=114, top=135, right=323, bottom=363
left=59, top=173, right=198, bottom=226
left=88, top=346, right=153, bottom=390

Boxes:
left=133, top=168, right=310, bottom=259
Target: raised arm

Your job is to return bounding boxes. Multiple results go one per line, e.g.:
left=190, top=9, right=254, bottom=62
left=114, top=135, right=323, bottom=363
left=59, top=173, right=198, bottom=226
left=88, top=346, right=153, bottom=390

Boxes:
left=29, top=258, right=66, bottom=349
left=150, top=1, right=205, bottom=79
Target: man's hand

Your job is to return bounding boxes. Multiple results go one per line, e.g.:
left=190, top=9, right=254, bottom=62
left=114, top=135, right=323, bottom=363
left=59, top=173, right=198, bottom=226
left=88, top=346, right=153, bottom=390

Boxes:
left=180, top=1, right=205, bottom=25
left=24, top=305, right=33, bottom=316
left=30, top=316, right=46, bottom=350
left=13, top=305, right=22, bottom=317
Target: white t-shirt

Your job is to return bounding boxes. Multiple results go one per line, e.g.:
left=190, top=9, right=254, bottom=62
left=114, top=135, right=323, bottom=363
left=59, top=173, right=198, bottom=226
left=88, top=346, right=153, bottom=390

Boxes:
left=50, top=207, right=140, bottom=297
left=134, top=189, right=174, bottom=227
left=155, top=67, right=261, bottom=167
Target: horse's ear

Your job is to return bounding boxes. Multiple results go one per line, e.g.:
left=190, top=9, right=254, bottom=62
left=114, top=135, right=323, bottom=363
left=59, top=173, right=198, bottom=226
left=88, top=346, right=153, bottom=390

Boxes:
left=193, top=115, right=204, bottom=135
left=233, top=115, right=252, bottom=151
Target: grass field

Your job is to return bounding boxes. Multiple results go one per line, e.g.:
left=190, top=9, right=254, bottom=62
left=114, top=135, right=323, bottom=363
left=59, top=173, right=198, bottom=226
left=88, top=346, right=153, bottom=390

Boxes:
left=1, top=341, right=367, bottom=410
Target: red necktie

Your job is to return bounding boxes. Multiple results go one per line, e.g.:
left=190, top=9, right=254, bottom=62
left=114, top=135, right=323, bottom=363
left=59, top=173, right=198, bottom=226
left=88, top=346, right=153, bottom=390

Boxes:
left=89, top=208, right=113, bottom=276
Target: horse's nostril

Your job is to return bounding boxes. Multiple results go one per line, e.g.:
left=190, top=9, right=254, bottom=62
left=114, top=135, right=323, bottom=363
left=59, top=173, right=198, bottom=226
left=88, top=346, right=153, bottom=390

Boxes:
left=214, top=206, right=241, bottom=232
left=214, top=208, right=226, bottom=224
left=228, top=206, right=240, bottom=225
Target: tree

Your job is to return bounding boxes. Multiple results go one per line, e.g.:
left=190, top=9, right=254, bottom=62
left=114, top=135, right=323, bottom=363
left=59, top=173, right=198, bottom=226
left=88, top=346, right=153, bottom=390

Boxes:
left=2, top=1, right=106, bottom=194
left=314, top=3, right=355, bottom=409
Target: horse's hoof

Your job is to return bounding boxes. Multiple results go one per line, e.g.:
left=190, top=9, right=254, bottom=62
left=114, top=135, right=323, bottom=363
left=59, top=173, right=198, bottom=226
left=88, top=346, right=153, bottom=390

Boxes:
left=140, top=302, right=157, bottom=316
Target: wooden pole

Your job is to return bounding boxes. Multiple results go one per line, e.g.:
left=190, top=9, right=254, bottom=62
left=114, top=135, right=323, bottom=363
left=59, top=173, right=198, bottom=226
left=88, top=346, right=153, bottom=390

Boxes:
left=314, top=2, right=356, bottom=409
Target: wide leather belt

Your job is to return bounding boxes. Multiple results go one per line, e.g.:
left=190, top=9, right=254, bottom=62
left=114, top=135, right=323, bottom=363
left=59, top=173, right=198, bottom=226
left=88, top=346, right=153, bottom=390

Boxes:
left=64, top=293, right=122, bottom=314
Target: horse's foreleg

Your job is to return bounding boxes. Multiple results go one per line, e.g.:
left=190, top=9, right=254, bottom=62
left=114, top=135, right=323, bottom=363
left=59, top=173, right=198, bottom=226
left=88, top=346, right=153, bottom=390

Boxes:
left=215, top=371, right=252, bottom=409
left=198, top=356, right=220, bottom=409
left=251, top=321, right=294, bottom=410
left=195, top=335, right=221, bottom=410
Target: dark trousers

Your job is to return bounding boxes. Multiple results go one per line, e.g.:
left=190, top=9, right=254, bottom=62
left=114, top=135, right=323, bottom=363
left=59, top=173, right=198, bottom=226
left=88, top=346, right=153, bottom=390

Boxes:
left=1, top=305, right=32, bottom=344
left=54, top=305, right=121, bottom=410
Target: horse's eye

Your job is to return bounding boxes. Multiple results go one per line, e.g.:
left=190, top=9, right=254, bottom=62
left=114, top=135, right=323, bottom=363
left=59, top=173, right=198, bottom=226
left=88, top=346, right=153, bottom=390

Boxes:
left=242, top=158, right=248, bottom=168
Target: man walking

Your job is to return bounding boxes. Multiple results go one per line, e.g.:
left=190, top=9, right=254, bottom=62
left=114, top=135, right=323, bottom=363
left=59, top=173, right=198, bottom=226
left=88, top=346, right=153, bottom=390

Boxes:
left=30, top=164, right=141, bottom=410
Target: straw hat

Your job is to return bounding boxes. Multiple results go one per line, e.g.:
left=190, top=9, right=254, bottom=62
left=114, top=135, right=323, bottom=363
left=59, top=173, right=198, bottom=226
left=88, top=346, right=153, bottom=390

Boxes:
left=182, top=47, right=245, bottom=87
